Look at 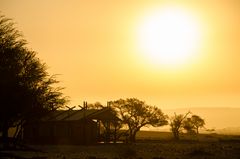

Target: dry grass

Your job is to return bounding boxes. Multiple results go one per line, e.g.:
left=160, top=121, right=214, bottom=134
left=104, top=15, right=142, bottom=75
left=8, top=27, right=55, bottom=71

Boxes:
left=1, top=132, right=240, bottom=159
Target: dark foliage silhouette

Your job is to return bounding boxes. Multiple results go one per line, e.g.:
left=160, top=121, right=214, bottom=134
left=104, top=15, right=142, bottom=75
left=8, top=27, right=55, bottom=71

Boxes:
left=110, top=98, right=168, bottom=142
left=170, top=112, right=191, bottom=140
left=87, top=102, right=124, bottom=143
left=0, top=14, right=67, bottom=147
left=170, top=112, right=205, bottom=139
left=183, top=115, right=205, bottom=134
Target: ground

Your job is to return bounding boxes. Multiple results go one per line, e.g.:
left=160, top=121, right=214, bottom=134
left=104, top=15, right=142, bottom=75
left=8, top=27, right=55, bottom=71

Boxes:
left=1, top=132, right=240, bottom=159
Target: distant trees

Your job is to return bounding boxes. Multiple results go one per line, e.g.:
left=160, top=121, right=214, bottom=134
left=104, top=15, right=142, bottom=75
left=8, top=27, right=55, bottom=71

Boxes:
left=87, top=102, right=104, bottom=109
left=170, top=112, right=191, bottom=140
left=110, top=98, right=168, bottom=142
left=182, top=117, right=195, bottom=134
left=170, top=112, right=205, bottom=140
left=0, top=14, right=67, bottom=146
left=183, top=115, right=205, bottom=134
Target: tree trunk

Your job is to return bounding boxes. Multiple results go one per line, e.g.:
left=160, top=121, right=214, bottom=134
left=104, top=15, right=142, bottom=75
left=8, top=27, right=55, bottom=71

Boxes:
left=132, top=131, right=137, bottom=142
left=129, top=134, right=134, bottom=143
left=2, top=122, right=9, bottom=149
left=196, top=127, right=199, bottom=134
left=173, top=130, right=179, bottom=140
left=129, top=130, right=138, bottom=143
left=128, top=128, right=134, bottom=143
left=113, top=126, right=117, bottom=143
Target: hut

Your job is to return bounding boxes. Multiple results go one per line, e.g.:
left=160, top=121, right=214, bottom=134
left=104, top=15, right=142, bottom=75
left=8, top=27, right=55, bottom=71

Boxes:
left=23, top=106, right=119, bottom=145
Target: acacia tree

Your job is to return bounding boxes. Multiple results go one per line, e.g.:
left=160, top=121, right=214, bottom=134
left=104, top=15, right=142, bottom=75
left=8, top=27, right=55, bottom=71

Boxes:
left=110, top=98, right=168, bottom=142
left=186, top=115, right=205, bottom=134
left=0, top=15, right=67, bottom=146
left=182, top=117, right=195, bottom=134
left=170, top=112, right=191, bottom=140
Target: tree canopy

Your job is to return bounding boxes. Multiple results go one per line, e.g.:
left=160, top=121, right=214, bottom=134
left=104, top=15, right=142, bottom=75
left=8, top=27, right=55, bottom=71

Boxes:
left=110, top=98, right=168, bottom=142
left=0, top=15, right=67, bottom=145
left=183, top=115, right=205, bottom=134
left=170, top=112, right=205, bottom=140
left=170, top=112, right=191, bottom=140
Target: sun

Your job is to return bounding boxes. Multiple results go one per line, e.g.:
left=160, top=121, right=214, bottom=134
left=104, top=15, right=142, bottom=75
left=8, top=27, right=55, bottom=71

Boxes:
left=137, top=6, right=202, bottom=68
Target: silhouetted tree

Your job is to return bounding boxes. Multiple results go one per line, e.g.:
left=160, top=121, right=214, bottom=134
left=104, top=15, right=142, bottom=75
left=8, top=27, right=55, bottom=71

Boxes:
left=0, top=15, right=67, bottom=147
left=182, top=115, right=205, bottom=135
left=83, top=102, right=123, bottom=143
left=87, top=102, right=104, bottom=109
left=110, top=98, right=168, bottom=142
left=190, top=115, right=205, bottom=134
left=170, top=112, right=191, bottom=140
left=183, top=117, right=196, bottom=134
left=100, top=107, right=123, bottom=143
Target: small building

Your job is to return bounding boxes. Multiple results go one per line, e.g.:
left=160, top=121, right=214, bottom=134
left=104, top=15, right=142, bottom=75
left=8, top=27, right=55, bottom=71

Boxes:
left=23, top=107, right=119, bottom=145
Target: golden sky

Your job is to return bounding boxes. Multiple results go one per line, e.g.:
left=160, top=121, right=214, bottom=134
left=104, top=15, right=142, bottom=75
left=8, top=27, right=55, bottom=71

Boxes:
left=1, top=0, right=240, bottom=109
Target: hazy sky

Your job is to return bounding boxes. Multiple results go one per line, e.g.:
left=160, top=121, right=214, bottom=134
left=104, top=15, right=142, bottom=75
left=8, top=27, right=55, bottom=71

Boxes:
left=1, top=0, right=240, bottom=109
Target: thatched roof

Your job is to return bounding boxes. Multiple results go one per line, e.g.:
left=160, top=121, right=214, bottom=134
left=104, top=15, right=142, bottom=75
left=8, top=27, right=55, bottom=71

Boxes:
left=41, top=108, right=119, bottom=122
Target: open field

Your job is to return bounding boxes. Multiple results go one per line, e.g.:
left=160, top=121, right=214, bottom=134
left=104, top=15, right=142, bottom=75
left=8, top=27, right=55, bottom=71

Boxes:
left=1, top=141, right=240, bottom=159
left=1, top=131, right=240, bottom=159
left=136, top=131, right=240, bottom=142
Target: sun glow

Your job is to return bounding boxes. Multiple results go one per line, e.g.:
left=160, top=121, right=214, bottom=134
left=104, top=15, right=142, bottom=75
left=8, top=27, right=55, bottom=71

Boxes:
left=137, top=6, right=202, bottom=68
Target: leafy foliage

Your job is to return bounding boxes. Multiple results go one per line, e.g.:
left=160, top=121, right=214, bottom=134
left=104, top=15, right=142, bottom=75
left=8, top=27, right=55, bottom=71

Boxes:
left=183, top=115, right=205, bottom=134
left=0, top=15, right=67, bottom=144
left=87, top=102, right=104, bottom=109
left=170, top=112, right=205, bottom=140
left=110, top=98, right=168, bottom=142
left=170, top=112, right=191, bottom=140
left=183, top=117, right=196, bottom=134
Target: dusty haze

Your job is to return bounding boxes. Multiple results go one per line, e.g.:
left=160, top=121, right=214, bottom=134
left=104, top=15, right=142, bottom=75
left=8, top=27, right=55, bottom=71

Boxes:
left=1, top=0, right=240, bottom=129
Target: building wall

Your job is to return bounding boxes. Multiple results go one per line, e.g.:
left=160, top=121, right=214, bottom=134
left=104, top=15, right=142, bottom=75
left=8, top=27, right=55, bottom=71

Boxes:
left=23, top=120, right=97, bottom=145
